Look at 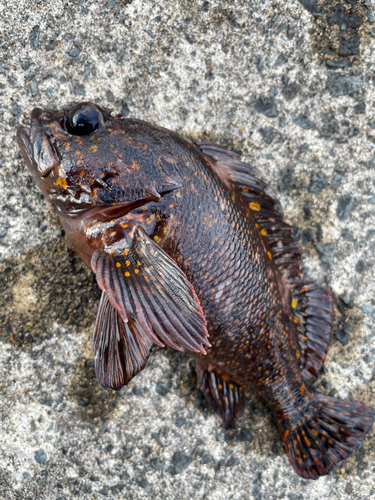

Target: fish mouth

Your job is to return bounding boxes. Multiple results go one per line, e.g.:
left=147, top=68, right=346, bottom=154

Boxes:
left=77, top=191, right=172, bottom=223
left=82, top=196, right=158, bottom=219
left=17, top=108, right=61, bottom=178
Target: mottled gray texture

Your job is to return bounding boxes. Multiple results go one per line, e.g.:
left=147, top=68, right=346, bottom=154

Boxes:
left=0, top=1, right=375, bottom=499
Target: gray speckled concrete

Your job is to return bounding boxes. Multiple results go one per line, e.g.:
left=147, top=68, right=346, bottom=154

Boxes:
left=0, top=0, right=375, bottom=499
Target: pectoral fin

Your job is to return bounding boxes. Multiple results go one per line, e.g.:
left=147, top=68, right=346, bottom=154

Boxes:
left=93, top=291, right=153, bottom=390
left=91, top=226, right=209, bottom=355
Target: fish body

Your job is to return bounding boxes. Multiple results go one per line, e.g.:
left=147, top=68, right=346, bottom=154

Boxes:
left=18, top=102, right=374, bottom=479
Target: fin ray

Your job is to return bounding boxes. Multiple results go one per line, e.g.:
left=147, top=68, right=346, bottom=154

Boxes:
left=292, top=284, right=334, bottom=381
left=196, top=361, right=245, bottom=429
left=91, top=226, right=209, bottom=354
left=278, top=393, right=374, bottom=479
left=93, top=291, right=153, bottom=390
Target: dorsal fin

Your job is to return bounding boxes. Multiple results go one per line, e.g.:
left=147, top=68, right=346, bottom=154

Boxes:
left=196, top=141, right=303, bottom=288
left=195, top=142, right=334, bottom=381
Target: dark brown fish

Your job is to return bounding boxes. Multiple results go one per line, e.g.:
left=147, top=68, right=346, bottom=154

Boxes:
left=17, top=102, right=374, bottom=479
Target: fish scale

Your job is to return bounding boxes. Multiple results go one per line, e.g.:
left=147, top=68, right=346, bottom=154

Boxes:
left=167, top=165, right=274, bottom=343
left=17, top=102, right=374, bottom=480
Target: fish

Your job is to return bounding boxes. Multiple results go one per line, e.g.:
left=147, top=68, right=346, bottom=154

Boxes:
left=17, top=102, right=374, bottom=479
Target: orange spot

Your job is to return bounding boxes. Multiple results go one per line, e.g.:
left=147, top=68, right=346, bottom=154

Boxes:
left=267, top=251, right=272, bottom=260
left=261, top=229, right=267, bottom=235
left=89, top=145, right=98, bottom=153
left=124, top=271, right=130, bottom=277
left=131, top=159, right=139, bottom=170
left=56, top=178, right=68, bottom=189
left=134, top=269, right=139, bottom=274
left=249, top=202, right=260, bottom=211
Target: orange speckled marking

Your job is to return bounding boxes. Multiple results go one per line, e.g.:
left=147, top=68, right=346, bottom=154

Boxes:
left=249, top=202, right=260, bottom=211
left=89, top=145, right=98, bottom=153
left=56, top=178, right=68, bottom=189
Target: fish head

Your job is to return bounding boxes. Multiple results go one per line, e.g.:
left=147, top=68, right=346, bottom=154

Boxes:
left=17, top=102, right=182, bottom=218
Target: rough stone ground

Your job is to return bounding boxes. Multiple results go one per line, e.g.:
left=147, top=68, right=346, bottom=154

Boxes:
left=0, top=0, right=375, bottom=499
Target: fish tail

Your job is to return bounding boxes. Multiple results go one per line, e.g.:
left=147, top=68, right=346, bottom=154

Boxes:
left=280, top=393, right=374, bottom=479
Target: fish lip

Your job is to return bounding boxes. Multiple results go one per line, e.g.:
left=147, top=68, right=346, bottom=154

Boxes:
left=17, top=125, right=32, bottom=165
left=18, top=108, right=61, bottom=177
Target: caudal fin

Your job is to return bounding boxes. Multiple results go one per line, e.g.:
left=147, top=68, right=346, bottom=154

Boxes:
left=281, top=394, right=374, bottom=479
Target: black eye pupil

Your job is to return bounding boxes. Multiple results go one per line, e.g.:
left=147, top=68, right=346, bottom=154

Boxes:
left=66, top=104, right=102, bottom=136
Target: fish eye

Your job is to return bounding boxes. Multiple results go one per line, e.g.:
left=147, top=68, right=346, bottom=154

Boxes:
left=65, top=104, right=103, bottom=136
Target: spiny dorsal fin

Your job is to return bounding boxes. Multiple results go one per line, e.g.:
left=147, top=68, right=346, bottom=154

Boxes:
left=196, top=142, right=334, bottom=381
left=196, top=141, right=303, bottom=288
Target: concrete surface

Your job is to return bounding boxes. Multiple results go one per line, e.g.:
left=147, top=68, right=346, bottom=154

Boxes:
left=0, top=0, right=375, bottom=499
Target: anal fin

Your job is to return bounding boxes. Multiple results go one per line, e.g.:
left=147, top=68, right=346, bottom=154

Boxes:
left=196, top=360, right=245, bottom=429
left=292, top=284, right=334, bottom=381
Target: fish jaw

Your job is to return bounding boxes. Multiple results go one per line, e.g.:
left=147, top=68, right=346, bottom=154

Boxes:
left=18, top=108, right=61, bottom=176
left=17, top=108, right=65, bottom=208
left=17, top=125, right=32, bottom=167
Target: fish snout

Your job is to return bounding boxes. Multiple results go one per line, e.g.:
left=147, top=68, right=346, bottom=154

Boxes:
left=18, top=109, right=61, bottom=177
